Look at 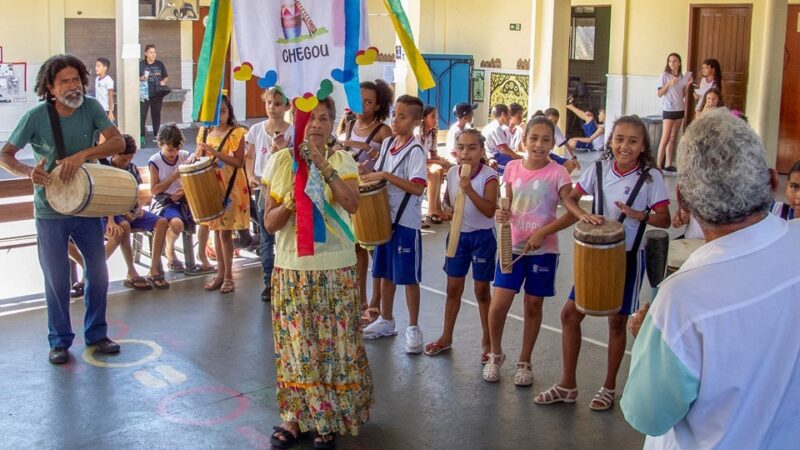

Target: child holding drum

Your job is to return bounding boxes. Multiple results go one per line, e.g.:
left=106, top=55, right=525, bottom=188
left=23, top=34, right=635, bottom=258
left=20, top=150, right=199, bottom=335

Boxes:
left=361, top=95, right=428, bottom=354
left=148, top=124, right=193, bottom=275
left=423, top=129, right=498, bottom=359
left=535, top=115, right=671, bottom=411
left=342, top=80, right=393, bottom=325
left=195, top=94, right=249, bottom=295
left=482, top=116, right=578, bottom=385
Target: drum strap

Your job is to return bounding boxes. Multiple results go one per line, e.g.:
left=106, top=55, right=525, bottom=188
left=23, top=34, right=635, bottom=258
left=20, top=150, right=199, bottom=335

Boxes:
left=347, top=120, right=384, bottom=161
left=593, top=161, right=604, bottom=215
left=619, top=167, right=651, bottom=253
left=202, top=126, right=241, bottom=206
left=46, top=101, right=67, bottom=161
left=781, top=203, right=791, bottom=220
left=377, top=137, right=426, bottom=226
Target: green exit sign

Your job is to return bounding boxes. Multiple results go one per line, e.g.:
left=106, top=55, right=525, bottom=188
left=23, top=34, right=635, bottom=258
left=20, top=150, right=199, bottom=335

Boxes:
left=509, top=23, right=522, bottom=31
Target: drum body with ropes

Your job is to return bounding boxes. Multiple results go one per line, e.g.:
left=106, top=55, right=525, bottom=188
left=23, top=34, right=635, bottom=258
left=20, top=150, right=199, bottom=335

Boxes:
left=573, top=221, right=627, bottom=316
left=46, top=163, right=138, bottom=217
left=179, top=157, right=224, bottom=222
left=353, top=180, right=392, bottom=246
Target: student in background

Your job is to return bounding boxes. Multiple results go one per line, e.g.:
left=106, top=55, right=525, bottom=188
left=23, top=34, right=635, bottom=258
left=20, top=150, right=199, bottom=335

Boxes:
left=446, top=103, right=476, bottom=158
left=94, top=57, right=114, bottom=122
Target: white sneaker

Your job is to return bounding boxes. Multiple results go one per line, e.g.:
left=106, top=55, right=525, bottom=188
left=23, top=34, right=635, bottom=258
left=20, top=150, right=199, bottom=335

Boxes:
left=405, top=326, right=423, bottom=354
left=363, top=317, right=397, bottom=340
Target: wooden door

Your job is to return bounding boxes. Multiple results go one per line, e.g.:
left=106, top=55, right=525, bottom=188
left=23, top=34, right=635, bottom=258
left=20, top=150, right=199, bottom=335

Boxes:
left=778, top=6, right=800, bottom=173
left=688, top=5, right=752, bottom=116
left=246, top=73, right=267, bottom=118
left=193, top=7, right=230, bottom=96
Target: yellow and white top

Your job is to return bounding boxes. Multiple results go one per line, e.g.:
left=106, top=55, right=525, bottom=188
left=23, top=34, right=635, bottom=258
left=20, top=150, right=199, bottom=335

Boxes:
left=262, top=147, right=359, bottom=271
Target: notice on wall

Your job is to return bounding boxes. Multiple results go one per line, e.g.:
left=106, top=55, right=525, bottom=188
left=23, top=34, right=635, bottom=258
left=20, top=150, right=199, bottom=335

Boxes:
left=0, top=62, right=27, bottom=104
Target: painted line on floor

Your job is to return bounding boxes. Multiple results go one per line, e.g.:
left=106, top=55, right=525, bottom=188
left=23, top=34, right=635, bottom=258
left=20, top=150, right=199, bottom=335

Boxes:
left=156, top=365, right=188, bottom=385
left=419, top=284, right=632, bottom=356
left=82, top=339, right=163, bottom=368
left=134, top=370, right=169, bottom=388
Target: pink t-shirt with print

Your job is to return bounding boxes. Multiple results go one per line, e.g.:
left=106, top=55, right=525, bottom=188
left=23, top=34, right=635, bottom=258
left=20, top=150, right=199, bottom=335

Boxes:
left=504, top=159, right=572, bottom=255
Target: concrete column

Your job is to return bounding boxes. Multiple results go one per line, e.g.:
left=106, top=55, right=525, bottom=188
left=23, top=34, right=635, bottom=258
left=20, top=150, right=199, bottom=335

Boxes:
left=116, top=0, right=141, bottom=138
left=755, top=0, right=788, bottom=168
left=49, top=0, right=66, bottom=54
left=527, top=0, right=571, bottom=123
left=394, top=0, right=421, bottom=97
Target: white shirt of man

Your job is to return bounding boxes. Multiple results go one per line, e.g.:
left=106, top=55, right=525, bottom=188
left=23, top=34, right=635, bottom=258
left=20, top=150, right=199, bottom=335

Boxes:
left=376, top=136, right=427, bottom=230
left=482, top=119, right=511, bottom=157
left=245, top=121, right=295, bottom=182
left=622, top=215, right=800, bottom=449
left=508, top=125, right=524, bottom=152
left=95, top=75, right=115, bottom=113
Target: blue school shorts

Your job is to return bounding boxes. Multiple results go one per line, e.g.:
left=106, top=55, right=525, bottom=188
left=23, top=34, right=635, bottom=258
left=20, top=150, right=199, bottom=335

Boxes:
left=372, top=224, right=422, bottom=285
left=549, top=152, right=569, bottom=165
left=443, top=228, right=496, bottom=282
left=575, top=120, right=601, bottom=151
left=568, top=249, right=645, bottom=316
left=493, top=253, right=559, bottom=297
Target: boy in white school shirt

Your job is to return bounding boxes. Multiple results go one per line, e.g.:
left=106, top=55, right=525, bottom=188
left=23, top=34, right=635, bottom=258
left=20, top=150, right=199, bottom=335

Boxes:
left=361, top=95, right=429, bottom=354
left=95, top=57, right=115, bottom=122
left=445, top=102, right=476, bottom=158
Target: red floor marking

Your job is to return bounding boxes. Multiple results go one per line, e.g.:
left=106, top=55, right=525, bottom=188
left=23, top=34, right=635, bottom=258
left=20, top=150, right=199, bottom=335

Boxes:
left=107, top=319, right=130, bottom=340
left=236, top=426, right=272, bottom=450
left=156, top=386, right=251, bottom=426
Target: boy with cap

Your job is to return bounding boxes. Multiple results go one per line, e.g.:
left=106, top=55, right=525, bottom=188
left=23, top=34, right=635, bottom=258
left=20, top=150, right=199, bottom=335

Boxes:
left=446, top=103, right=476, bottom=158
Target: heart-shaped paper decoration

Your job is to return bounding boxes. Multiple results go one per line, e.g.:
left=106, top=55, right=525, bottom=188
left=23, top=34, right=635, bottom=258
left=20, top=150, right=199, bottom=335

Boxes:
left=233, top=62, right=254, bottom=81
left=330, top=68, right=354, bottom=83
left=257, top=70, right=278, bottom=89
left=355, top=47, right=379, bottom=66
left=316, top=79, right=333, bottom=100
left=293, top=93, right=319, bottom=113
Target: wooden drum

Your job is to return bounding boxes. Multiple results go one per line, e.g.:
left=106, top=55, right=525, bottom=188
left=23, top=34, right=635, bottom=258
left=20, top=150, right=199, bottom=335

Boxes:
left=667, top=239, right=705, bottom=274
left=46, top=163, right=138, bottom=217
left=179, top=157, right=224, bottom=222
left=573, top=221, right=626, bottom=316
left=352, top=180, right=392, bottom=246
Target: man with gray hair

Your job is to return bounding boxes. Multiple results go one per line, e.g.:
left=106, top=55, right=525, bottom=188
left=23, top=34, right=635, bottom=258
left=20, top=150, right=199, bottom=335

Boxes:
left=620, top=109, right=800, bottom=449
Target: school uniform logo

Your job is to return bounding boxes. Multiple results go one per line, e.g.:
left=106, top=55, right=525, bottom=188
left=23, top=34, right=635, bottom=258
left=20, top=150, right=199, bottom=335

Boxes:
left=531, top=264, right=549, bottom=273
left=624, top=186, right=632, bottom=195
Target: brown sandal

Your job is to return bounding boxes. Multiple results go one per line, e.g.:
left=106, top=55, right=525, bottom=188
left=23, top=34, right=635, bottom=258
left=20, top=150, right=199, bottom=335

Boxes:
left=204, top=277, right=224, bottom=291
left=220, top=279, right=235, bottom=294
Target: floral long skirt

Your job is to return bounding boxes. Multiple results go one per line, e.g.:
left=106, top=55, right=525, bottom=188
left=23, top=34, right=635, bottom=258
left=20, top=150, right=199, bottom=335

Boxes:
left=271, top=265, right=373, bottom=436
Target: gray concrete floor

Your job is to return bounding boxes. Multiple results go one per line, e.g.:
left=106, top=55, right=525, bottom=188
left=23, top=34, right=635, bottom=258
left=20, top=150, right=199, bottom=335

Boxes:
left=1, top=144, right=791, bottom=449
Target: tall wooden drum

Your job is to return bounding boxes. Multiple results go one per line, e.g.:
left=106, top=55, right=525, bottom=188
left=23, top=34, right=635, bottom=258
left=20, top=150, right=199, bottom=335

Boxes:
left=46, top=163, right=138, bottom=217
left=179, top=157, right=224, bottom=222
left=573, top=221, right=626, bottom=316
left=352, top=180, right=392, bottom=246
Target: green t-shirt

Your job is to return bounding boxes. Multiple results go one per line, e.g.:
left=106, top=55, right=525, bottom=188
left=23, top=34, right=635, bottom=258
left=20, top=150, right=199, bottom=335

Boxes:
left=8, top=97, right=114, bottom=219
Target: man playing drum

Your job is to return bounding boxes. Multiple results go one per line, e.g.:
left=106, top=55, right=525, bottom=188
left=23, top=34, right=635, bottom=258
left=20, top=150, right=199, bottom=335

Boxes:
left=0, top=54, right=125, bottom=364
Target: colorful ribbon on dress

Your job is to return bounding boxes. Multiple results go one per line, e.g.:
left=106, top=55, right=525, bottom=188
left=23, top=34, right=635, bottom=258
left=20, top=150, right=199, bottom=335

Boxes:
left=382, top=0, right=435, bottom=91
left=292, top=110, right=315, bottom=257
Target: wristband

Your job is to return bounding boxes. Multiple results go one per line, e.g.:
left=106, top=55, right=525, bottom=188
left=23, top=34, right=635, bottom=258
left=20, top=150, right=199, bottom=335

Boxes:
left=323, top=169, right=339, bottom=184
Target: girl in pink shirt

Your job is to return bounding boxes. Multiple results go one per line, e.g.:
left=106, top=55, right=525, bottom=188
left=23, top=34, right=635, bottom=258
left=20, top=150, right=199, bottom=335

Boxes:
left=483, top=116, right=580, bottom=386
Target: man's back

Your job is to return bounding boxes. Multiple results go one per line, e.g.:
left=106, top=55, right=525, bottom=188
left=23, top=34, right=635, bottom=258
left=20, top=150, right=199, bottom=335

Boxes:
left=623, top=215, right=800, bottom=449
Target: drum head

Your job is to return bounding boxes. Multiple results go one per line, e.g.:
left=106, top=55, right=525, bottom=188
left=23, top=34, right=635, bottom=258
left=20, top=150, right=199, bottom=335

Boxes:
left=179, top=156, right=214, bottom=173
left=574, top=221, right=625, bottom=244
left=359, top=179, right=387, bottom=193
left=46, top=165, right=90, bottom=215
left=668, top=239, right=705, bottom=269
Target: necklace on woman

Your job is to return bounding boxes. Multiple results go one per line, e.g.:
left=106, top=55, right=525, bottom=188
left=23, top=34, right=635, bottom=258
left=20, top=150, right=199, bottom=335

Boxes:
left=355, top=117, right=376, bottom=131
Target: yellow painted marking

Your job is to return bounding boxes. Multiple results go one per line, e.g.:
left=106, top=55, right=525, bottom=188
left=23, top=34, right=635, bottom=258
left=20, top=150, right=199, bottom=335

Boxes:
left=155, top=365, right=187, bottom=385
left=134, top=370, right=168, bottom=388
left=82, top=339, right=163, bottom=368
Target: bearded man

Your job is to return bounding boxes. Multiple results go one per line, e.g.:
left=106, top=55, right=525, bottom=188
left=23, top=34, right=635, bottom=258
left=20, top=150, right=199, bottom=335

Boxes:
left=0, top=54, right=125, bottom=364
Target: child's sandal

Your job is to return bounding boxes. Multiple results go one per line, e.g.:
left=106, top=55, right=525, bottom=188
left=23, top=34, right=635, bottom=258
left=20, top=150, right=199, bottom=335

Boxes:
left=513, top=361, right=534, bottom=386
left=534, top=384, right=578, bottom=405
left=482, top=353, right=505, bottom=382
left=589, top=386, right=616, bottom=411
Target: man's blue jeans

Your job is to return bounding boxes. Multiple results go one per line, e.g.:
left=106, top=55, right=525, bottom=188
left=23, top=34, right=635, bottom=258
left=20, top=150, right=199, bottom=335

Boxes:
left=36, top=217, right=109, bottom=349
left=256, top=189, right=275, bottom=289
